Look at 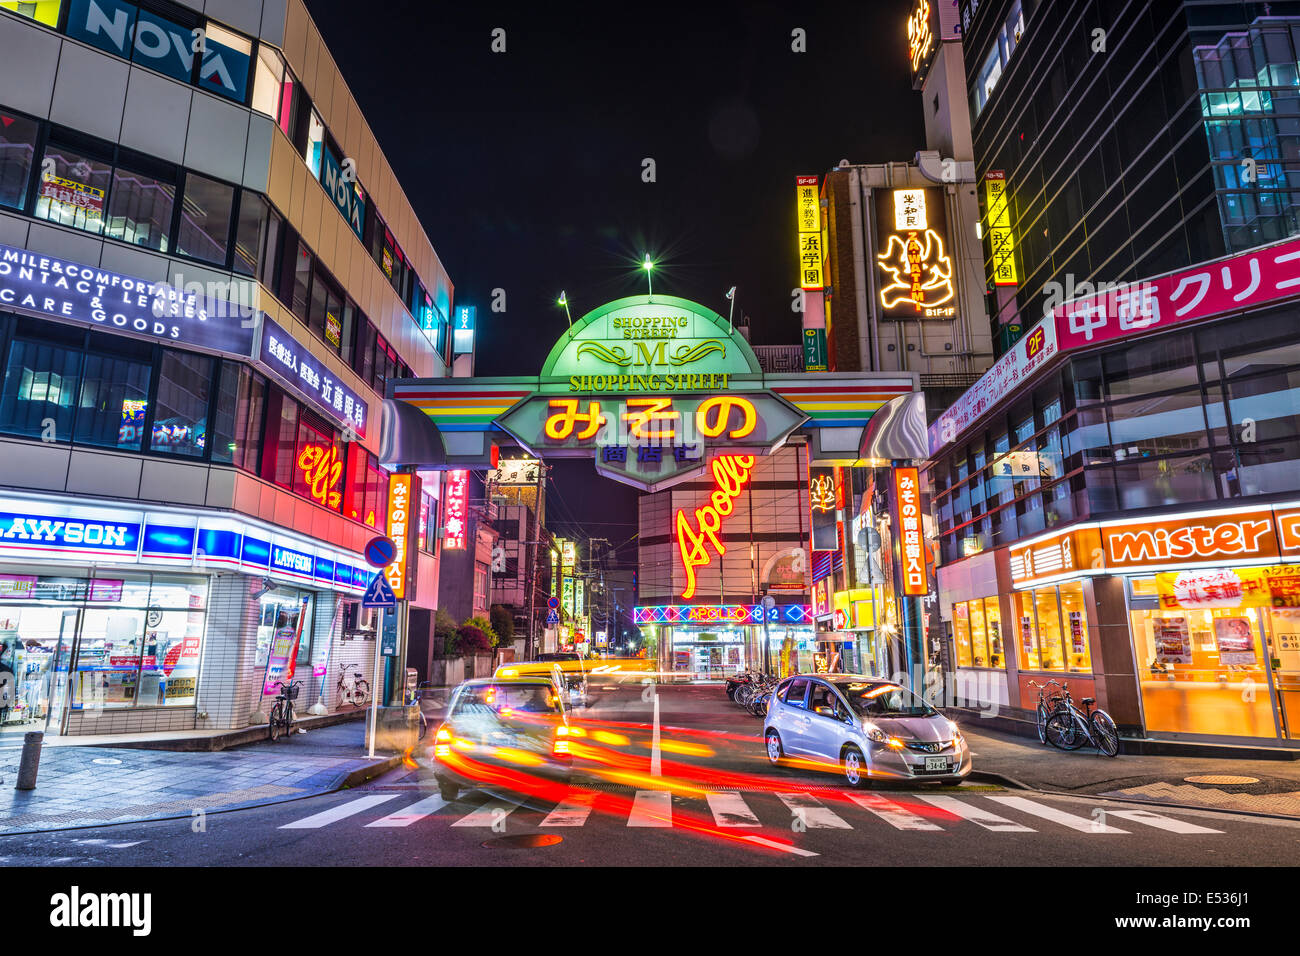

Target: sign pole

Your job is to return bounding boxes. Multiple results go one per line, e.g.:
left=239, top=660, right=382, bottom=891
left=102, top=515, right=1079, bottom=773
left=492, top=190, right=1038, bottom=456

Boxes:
left=368, top=606, right=383, bottom=759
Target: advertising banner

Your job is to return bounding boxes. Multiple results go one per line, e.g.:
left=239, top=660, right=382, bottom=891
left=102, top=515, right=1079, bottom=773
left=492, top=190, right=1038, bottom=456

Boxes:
left=1153, top=617, right=1192, bottom=664
left=1213, top=617, right=1257, bottom=665
left=259, top=316, right=368, bottom=436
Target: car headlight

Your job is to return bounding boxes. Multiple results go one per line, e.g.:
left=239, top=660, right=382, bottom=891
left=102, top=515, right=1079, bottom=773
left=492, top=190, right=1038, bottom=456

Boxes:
left=863, top=722, right=890, bottom=744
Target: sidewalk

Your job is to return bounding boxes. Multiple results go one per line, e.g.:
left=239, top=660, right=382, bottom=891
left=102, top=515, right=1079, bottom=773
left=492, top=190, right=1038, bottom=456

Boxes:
left=966, top=724, right=1300, bottom=818
left=0, top=720, right=414, bottom=835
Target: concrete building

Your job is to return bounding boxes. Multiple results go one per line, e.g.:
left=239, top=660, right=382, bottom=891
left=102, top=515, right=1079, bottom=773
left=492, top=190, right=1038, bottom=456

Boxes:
left=0, top=0, right=460, bottom=738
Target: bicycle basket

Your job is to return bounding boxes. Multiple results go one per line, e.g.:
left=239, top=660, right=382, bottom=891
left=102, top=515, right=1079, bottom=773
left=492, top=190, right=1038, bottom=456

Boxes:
left=285, top=683, right=300, bottom=701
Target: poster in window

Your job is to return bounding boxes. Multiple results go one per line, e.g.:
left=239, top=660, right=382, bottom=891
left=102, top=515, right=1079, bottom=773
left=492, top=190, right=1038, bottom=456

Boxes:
left=1069, top=611, right=1086, bottom=655
left=1020, top=616, right=1034, bottom=658
left=1153, top=617, right=1191, bottom=665
left=325, top=310, right=342, bottom=348
left=1213, top=617, right=1257, bottom=665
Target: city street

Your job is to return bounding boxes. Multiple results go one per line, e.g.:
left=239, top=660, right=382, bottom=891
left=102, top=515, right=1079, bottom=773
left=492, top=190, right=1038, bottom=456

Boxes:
left=3, top=681, right=1295, bottom=867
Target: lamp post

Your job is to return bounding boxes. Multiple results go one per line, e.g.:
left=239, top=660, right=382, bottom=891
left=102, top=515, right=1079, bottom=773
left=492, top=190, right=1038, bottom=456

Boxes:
left=642, top=255, right=655, bottom=299
left=558, top=292, right=573, bottom=335
left=725, top=286, right=736, bottom=332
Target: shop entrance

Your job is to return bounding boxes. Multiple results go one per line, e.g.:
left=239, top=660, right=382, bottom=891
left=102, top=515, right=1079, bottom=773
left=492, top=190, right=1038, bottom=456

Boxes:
left=670, top=628, right=746, bottom=680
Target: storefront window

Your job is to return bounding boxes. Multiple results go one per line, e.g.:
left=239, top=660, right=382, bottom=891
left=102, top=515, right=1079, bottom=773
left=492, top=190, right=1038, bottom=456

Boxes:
left=1059, top=581, right=1092, bottom=671
left=984, top=596, right=1004, bottom=668
left=1015, top=590, right=1041, bottom=670
left=953, top=601, right=971, bottom=666
left=73, top=336, right=153, bottom=450
left=1034, top=586, right=1064, bottom=670
left=256, top=591, right=311, bottom=694
left=150, top=350, right=212, bottom=457
left=1016, top=585, right=1091, bottom=673
left=35, top=138, right=112, bottom=235
left=968, top=599, right=989, bottom=667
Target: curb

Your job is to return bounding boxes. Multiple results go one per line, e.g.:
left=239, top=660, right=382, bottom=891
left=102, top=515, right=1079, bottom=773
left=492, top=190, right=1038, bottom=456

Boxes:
left=0, top=753, right=407, bottom=836
left=85, top=711, right=366, bottom=753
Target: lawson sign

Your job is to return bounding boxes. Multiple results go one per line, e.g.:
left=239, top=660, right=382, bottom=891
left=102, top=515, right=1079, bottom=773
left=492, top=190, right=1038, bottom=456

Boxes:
left=67, top=0, right=250, bottom=102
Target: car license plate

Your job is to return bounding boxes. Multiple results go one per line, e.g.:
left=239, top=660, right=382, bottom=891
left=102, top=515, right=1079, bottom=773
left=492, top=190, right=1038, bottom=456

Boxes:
left=925, top=756, right=948, bottom=772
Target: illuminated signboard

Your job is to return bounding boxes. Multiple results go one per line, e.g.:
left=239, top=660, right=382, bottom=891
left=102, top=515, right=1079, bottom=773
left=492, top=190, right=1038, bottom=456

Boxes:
left=895, top=467, right=927, bottom=595
left=809, top=466, right=838, bottom=552
left=874, top=188, right=955, bottom=319
left=634, top=604, right=813, bottom=625
left=563, top=575, right=574, bottom=615
left=908, top=0, right=939, bottom=89
left=575, top=578, right=585, bottom=616
left=984, top=171, right=1019, bottom=287
left=453, top=305, right=476, bottom=355
left=796, top=176, right=824, bottom=291
left=385, top=474, right=418, bottom=600
left=296, top=444, right=343, bottom=510
left=441, top=470, right=469, bottom=550
left=675, top=455, right=755, bottom=600
left=550, top=547, right=558, bottom=596
left=260, top=316, right=367, bottom=436
left=561, top=539, right=576, bottom=570
left=490, top=458, right=541, bottom=485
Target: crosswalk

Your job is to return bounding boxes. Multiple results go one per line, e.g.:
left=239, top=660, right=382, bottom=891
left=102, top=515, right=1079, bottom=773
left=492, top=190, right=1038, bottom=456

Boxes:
left=278, top=788, right=1225, bottom=844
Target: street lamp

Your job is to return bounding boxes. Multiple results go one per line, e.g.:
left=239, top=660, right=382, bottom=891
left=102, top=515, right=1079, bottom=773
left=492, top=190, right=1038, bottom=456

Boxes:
left=642, top=255, right=655, bottom=298
left=725, top=286, right=736, bottom=332
left=558, top=291, right=573, bottom=334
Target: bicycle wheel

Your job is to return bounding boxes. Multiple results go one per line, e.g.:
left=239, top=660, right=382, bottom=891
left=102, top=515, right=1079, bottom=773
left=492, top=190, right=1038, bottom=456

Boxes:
left=284, top=704, right=294, bottom=737
left=1090, top=710, right=1120, bottom=757
left=1035, top=702, right=1049, bottom=744
left=1044, top=711, right=1086, bottom=750
left=268, top=701, right=284, bottom=741
left=355, top=679, right=370, bottom=704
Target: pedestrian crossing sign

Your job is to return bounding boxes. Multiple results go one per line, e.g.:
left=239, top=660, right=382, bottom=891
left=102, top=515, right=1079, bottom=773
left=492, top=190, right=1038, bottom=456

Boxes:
left=362, top=571, right=396, bottom=608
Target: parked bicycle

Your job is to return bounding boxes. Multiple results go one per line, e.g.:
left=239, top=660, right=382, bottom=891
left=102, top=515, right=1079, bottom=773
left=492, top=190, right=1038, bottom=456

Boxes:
left=1027, top=678, right=1066, bottom=744
left=268, top=679, right=302, bottom=741
left=336, top=662, right=370, bottom=707
left=409, top=681, right=437, bottom=741
left=1043, top=683, right=1121, bottom=757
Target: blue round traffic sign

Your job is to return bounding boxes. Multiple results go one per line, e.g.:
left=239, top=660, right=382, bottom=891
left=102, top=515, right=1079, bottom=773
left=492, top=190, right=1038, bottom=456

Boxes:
left=548, top=596, right=559, bottom=609
left=364, top=535, right=397, bottom=568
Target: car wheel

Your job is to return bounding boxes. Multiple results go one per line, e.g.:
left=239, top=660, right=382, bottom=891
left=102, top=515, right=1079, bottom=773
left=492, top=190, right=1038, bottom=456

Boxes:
left=437, top=779, right=459, bottom=801
left=842, top=745, right=870, bottom=789
left=765, top=729, right=784, bottom=766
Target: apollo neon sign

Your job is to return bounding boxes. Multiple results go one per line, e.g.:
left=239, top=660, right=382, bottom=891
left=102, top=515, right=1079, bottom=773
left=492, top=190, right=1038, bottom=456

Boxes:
left=675, top=455, right=755, bottom=599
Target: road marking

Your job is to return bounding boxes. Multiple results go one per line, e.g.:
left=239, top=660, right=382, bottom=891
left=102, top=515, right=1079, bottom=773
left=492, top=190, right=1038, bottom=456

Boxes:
left=1107, top=809, right=1223, bottom=834
left=845, top=792, right=944, bottom=831
left=280, top=794, right=400, bottom=829
left=71, top=839, right=148, bottom=848
left=365, top=795, right=449, bottom=828
left=628, top=790, right=673, bottom=827
left=450, top=799, right=521, bottom=828
left=706, top=792, right=761, bottom=827
left=541, top=795, right=596, bottom=827
left=776, top=792, right=852, bottom=829
left=650, top=693, right=662, bottom=777
left=986, top=795, right=1128, bottom=833
left=915, top=794, right=1035, bottom=832
left=743, top=835, right=819, bottom=857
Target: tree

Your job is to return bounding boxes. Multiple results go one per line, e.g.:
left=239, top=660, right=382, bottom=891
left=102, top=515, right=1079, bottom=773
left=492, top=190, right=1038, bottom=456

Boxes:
left=490, top=604, right=515, bottom=646
left=433, top=608, right=458, bottom=657
left=457, top=617, right=495, bottom=654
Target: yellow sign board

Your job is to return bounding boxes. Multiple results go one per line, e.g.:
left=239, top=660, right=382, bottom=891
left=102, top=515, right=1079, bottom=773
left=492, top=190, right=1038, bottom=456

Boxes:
left=984, top=171, right=1019, bottom=287
left=796, top=176, right=824, bottom=291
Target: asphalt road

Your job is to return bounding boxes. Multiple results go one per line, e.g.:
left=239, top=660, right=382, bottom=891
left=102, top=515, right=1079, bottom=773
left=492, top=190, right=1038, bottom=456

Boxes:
left=2, top=680, right=1296, bottom=866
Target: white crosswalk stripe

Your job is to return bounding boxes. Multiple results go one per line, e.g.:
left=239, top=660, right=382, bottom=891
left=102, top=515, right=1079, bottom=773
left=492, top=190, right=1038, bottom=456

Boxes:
left=915, top=794, right=1035, bottom=832
left=985, top=795, right=1129, bottom=833
left=628, top=790, right=673, bottom=827
left=706, top=792, right=762, bottom=827
left=366, top=795, right=449, bottom=828
left=1106, top=808, right=1223, bottom=834
left=541, top=795, right=596, bottom=827
left=280, top=794, right=401, bottom=829
left=845, top=792, right=944, bottom=831
left=776, top=792, right=852, bottom=829
left=451, top=798, right=521, bottom=828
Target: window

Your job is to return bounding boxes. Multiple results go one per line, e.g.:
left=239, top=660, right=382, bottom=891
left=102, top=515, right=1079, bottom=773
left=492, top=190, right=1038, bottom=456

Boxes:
left=74, top=333, right=153, bottom=450
left=473, top=563, right=489, bottom=612
left=231, top=367, right=265, bottom=471
left=784, top=677, right=810, bottom=708
left=0, top=320, right=83, bottom=440
left=291, top=408, right=342, bottom=511
left=176, top=173, right=234, bottom=265
left=0, top=107, right=38, bottom=211
left=263, top=390, right=298, bottom=488
left=290, top=237, right=312, bottom=320
left=35, top=136, right=112, bottom=235
left=232, top=191, right=271, bottom=278
left=198, top=23, right=252, bottom=103
left=251, top=43, right=285, bottom=119
left=0, top=1, right=64, bottom=28
left=304, top=109, right=325, bottom=178
left=1058, top=582, right=1092, bottom=671
left=210, top=360, right=240, bottom=465
left=953, top=601, right=972, bottom=666
left=1015, top=585, right=1090, bottom=673
left=808, top=681, right=836, bottom=716
left=103, top=154, right=176, bottom=252
left=150, top=350, right=212, bottom=457
left=983, top=597, right=1004, bottom=668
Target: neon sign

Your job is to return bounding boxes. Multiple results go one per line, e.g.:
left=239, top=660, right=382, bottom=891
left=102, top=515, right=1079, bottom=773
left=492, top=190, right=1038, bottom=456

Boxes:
left=442, top=470, right=469, bottom=550
left=542, top=395, right=759, bottom=444
left=385, top=474, right=416, bottom=600
left=810, top=473, right=836, bottom=512
left=297, top=444, right=342, bottom=509
left=634, top=604, right=813, bottom=625
left=895, top=467, right=927, bottom=596
left=796, top=176, right=824, bottom=290
left=984, top=171, right=1019, bottom=287
left=907, top=0, right=936, bottom=81
left=675, top=455, right=755, bottom=599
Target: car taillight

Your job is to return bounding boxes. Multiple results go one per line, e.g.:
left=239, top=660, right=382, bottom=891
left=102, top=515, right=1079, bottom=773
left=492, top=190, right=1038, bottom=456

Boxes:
left=554, top=726, right=571, bottom=755
left=434, top=725, right=451, bottom=758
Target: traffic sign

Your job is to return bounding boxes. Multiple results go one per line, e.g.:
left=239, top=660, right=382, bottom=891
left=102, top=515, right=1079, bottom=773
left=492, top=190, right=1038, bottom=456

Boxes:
left=546, top=608, right=560, bottom=626
left=547, top=596, right=559, bottom=610
left=362, top=571, right=396, bottom=608
left=364, top=536, right=398, bottom=569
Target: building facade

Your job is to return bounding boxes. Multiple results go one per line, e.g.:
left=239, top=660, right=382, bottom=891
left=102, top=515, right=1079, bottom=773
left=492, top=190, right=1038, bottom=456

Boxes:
left=0, top=0, right=458, bottom=737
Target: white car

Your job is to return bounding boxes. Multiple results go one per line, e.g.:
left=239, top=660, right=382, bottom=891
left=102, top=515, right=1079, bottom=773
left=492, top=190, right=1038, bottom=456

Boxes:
left=764, top=674, right=971, bottom=787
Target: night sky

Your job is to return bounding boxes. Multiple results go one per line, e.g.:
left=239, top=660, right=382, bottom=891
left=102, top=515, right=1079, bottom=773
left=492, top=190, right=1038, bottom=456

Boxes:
left=305, top=0, right=927, bottom=599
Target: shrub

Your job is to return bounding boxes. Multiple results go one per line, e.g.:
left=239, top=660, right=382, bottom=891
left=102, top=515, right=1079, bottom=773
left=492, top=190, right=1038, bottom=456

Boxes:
left=490, top=605, right=515, bottom=645
left=456, top=623, right=493, bottom=655
left=434, top=608, right=459, bottom=657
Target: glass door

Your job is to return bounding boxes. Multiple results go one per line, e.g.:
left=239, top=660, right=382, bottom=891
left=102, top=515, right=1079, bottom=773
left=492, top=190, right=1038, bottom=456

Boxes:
left=1261, top=607, right=1300, bottom=740
left=45, top=608, right=80, bottom=736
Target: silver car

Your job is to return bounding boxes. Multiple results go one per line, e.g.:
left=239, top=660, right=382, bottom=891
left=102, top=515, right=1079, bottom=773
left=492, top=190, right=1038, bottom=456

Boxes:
left=763, top=674, right=971, bottom=787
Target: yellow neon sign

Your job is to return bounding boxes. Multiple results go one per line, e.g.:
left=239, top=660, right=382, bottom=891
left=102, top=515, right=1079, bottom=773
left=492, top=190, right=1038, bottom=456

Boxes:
left=984, top=171, right=1019, bottom=286
left=796, top=175, right=824, bottom=290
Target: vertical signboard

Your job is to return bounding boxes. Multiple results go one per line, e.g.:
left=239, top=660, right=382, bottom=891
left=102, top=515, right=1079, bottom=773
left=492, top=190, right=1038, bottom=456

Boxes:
left=576, top=578, right=585, bottom=617
left=802, top=327, right=828, bottom=372
left=796, top=176, right=824, bottom=291
left=386, top=474, right=420, bottom=600
left=809, top=466, right=838, bottom=552
left=895, top=467, right=927, bottom=595
left=441, top=470, right=469, bottom=550
left=984, top=171, right=1019, bottom=287
left=874, top=188, right=956, bottom=319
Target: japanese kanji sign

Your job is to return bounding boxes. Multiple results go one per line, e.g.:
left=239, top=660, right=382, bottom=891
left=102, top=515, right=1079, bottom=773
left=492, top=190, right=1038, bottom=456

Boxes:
left=983, top=171, right=1018, bottom=287
left=796, top=176, right=825, bottom=290
left=441, top=470, right=469, bottom=550
left=894, top=467, right=927, bottom=596
left=1053, top=234, right=1300, bottom=351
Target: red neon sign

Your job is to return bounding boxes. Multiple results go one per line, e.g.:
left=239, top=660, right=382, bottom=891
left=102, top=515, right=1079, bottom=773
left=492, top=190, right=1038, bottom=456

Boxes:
left=297, top=444, right=342, bottom=509
left=675, top=455, right=755, bottom=599
left=442, top=470, right=469, bottom=550
left=895, top=467, right=927, bottom=595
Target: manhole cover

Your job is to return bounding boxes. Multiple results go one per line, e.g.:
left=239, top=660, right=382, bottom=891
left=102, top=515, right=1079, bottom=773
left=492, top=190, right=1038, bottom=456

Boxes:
left=481, top=834, right=563, bottom=849
left=1183, top=774, right=1259, bottom=785
left=91, top=758, right=122, bottom=766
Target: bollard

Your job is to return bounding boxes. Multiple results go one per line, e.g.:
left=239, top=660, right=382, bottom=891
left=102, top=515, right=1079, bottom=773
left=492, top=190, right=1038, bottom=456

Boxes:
left=15, top=731, right=42, bottom=790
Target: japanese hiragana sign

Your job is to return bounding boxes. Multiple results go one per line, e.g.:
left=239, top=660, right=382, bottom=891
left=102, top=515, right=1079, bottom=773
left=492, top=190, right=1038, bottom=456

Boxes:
left=895, top=467, right=927, bottom=596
